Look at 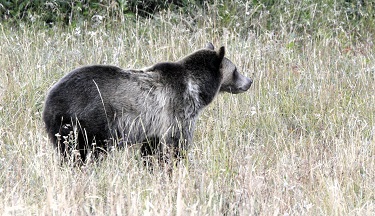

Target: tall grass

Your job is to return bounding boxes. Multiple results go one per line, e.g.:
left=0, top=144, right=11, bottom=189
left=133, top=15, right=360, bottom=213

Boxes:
left=0, top=1, right=374, bottom=215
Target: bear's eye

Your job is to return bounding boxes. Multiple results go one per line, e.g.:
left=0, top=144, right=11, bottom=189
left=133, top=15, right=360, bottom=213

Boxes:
left=232, top=69, right=238, bottom=80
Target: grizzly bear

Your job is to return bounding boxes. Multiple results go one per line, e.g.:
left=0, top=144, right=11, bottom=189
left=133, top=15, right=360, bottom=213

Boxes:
left=42, top=43, right=252, bottom=162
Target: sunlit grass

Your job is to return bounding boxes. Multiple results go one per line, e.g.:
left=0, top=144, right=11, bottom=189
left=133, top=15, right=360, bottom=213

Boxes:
left=0, top=7, right=374, bottom=215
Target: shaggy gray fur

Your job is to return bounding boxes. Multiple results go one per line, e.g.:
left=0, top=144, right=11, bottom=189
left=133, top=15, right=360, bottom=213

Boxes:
left=42, top=43, right=252, bottom=161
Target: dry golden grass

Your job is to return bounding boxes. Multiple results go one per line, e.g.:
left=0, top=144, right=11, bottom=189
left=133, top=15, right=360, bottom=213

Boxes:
left=0, top=11, right=374, bottom=215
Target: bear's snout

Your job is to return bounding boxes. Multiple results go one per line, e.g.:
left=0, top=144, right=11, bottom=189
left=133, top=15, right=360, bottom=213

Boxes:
left=234, top=74, right=252, bottom=94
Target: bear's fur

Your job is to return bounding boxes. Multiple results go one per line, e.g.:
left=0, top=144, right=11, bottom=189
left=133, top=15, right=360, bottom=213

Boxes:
left=42, top=43, right=252, bottom=162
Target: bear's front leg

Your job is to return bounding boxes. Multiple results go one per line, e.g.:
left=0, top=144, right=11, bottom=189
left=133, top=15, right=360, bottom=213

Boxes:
left=167, top=125, right=193, bottom=160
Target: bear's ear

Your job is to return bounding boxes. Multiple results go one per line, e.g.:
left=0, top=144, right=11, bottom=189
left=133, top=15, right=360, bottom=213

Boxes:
left=206, top=42, right=215, bottom=50
left=217, top=46, right=225, bottom=62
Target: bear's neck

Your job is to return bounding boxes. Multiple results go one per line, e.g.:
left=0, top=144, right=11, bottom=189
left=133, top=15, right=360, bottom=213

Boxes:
left=183, top=76, right=221, bottom=112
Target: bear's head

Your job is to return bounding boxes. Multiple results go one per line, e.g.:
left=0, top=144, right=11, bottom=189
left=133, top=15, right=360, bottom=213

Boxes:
left=205, top=43, right=253, bottom=94
left=178, top=42, right=252, bottom=95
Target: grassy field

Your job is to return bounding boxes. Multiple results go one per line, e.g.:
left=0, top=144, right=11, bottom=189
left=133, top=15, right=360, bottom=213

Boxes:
left=1, top=3, right=375, bottom=215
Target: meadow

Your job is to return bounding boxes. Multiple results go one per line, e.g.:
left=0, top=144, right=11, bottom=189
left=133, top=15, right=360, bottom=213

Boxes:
left=0, top=1, right=374, bottom=215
